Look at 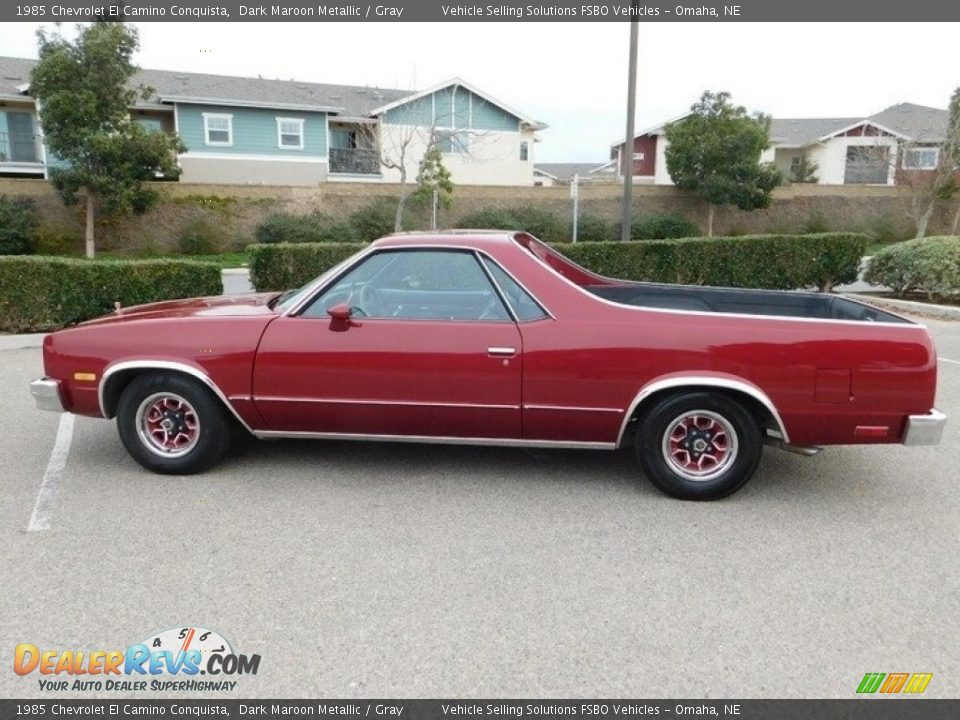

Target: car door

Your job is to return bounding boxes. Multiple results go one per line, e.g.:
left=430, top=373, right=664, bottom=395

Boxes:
left=252, top=248, right=523, bottom=439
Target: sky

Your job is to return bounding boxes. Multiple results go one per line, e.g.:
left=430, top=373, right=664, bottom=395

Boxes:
left=1, top=21, right=958, bottom=163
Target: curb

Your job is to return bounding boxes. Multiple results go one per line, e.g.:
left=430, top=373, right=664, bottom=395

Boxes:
left=847, top=294, right=960, bottom=321
left=222, top=268, right=250, bottom=275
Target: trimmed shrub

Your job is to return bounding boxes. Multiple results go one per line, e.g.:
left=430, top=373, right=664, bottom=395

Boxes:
left=559, top=233, right=867, bottom=292
left=0, top=256, right=223, bottom=333
left=572, top=213, right=614, bottom=243
left=255, top=211, right=354, bottom=244
left=249, top=242, right=367, bottom=292
left=615, top=212, right=700, bottom=240
left=456, top=206, right=567, bottom=243
left=246, top=233, right=867, bottom=295
left=864, top=236, right=960, bottom=299
left=0, top=195, right=38, bottom=255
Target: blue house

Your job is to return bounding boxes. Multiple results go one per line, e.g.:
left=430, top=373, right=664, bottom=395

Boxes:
left=0, top=56, right=547, bottom=187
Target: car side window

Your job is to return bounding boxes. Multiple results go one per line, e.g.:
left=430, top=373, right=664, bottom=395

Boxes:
left=481, top=257, right=550, bottom=322
left=303, top=249, right=512, bottom=322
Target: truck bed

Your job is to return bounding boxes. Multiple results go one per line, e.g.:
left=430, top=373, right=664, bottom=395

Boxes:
left=586, top=283, right=912, bottom=324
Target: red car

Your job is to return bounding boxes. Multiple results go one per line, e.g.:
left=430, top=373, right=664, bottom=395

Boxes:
left=31, top=231, right=946, bottom=500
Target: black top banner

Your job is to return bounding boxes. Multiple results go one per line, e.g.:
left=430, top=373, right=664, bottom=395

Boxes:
left=5, top=0, right=960, bottom=22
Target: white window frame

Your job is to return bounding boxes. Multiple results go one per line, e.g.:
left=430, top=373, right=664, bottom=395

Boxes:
left=202, top=113, right=233, bottom=147
left=632, top=152, right=644, bottom=161
left=276, top=117, right=305, bottom=150
left=902, top=147, right=939, bottom=170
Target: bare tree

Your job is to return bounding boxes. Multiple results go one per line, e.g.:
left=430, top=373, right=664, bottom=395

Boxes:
left=897, top=90, right=960, bottom=238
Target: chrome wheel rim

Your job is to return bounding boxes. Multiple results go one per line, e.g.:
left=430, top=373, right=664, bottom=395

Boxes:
left=661, top=409, right=738, bottom=482
left=136, top=392, right=201, bottom=458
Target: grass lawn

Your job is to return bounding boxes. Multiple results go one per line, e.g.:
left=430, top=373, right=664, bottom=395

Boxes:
left=91, top=251, right=249, bottom=269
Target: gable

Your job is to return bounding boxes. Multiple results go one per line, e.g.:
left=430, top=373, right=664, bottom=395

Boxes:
left=383, top=85, right=520, bottom=132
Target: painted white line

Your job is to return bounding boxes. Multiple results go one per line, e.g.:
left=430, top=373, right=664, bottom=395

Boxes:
left=938, top=357, right=960, bottom=366
left=27, top=413, right=75, bottom=532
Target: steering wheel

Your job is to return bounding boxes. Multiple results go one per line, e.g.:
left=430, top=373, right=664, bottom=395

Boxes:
left=356, top=285, right=382, bottom=318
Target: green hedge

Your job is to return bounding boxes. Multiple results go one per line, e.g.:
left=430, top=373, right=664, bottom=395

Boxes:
left=249, top=242, right=367, bottom=291
left=864, top=236, right=960, bottom=299
left=559, top=233, right=868, bottom=292
left=0, top=256, right=223, bottom=333
left=247, top=233, right=868, bottom=294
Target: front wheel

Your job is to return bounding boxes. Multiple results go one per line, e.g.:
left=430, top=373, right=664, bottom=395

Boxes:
left=635, top=392, right=761, bottom=500
left=116, top=373, right=232, bottom=474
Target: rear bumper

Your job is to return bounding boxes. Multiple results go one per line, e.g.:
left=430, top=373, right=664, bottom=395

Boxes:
left=902, top=408, right=947, bottom=446
left=30, top=378, right=66, bottom=413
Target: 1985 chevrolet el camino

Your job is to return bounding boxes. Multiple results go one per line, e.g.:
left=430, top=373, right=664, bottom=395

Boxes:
left=31, top=231, right=946, bottom=500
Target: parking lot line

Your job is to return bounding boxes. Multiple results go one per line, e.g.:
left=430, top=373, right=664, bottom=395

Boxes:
left=938, top=357, right=960, bottom=366
left=27, top=413, right=75, bottom=532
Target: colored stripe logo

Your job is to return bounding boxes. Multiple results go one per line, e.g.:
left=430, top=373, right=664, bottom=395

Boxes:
left=857, top=672, right=932, bottom=694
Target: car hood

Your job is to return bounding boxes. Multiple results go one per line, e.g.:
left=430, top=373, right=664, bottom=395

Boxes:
left=77, top=293, right=280, bottom=326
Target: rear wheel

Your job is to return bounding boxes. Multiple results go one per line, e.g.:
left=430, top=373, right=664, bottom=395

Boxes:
left=117, top=373, right=232, bottom=474
left=635, top=392, right=761, bottom=500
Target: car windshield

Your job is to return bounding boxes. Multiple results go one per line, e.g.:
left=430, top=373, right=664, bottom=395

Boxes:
left=270, top=253, right=365, bottom=312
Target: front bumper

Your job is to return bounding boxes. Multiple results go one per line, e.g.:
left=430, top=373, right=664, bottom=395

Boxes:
left=30, top=378, right=66, bottom=413
left=902, top=408, right=947, bottom=446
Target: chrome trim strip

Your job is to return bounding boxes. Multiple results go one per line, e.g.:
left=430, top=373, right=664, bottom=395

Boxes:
left=98, top=360, right=255, bottom=434
left=283, top=243, right=555, bottom=320
left=253, top=396, right=520, bottom=410
left=254, top=430, right=616, bottom=450
left=524, top=404, right=624, bottom=414
left=474, top=251, right=519, bottom=323
left=518, top=236, right=926, bottom=329
left=902, top=408, right=947, bottom=446
left=30, top=378, right=66, bottom=413
left=615, top=376, right=790, bottom=447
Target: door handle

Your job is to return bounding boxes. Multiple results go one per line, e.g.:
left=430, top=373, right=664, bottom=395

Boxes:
left=487, top=347, right=517, bottom=357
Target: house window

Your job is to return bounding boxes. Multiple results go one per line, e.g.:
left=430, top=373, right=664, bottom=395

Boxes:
left=903, top=147, right=939, bottom=170
left=438, top=129, right=470, bottom=154
left=330, top=129, right=357, bottom=150
left=632, top=152, right=644, bottom=160
left=203, top=113, right=233, bottom=146
left=519, top=140, right=529, bottom=162
left=277, top=117, right=305, bottom=149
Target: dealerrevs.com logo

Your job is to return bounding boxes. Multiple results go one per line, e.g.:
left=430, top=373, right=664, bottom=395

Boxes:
left=14, top=626, right=261, bottom=692
left=856, top=672, right=933, bottom=695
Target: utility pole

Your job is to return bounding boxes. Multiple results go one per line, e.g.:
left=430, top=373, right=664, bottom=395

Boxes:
left=620, top=17, right=639, bottom=241
left=571, top=173, right=580, bottom=242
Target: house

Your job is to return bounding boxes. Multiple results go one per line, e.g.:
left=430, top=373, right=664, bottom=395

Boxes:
left=0, top=56, right=546, bottom=187
left=611, top=103, right=950, bottom=187
left=533, top=162, right=618, bottom=186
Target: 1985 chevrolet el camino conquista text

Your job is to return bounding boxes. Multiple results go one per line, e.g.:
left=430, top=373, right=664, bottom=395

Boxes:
left=31, top=231, right=946, bottom=500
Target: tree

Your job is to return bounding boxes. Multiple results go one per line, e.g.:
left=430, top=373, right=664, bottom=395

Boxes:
left=789, top=156, right=819, bottom=184
left=30, top=19, right=184, bottom=257
left=898, top=87, right=960, bottom=238
left=412, top=143, right=454, bottom=228
left=664, top=91, right=782, bottom=236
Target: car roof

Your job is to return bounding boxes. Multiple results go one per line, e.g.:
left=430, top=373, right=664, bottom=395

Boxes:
left=373, top=230, right=522, bottom=251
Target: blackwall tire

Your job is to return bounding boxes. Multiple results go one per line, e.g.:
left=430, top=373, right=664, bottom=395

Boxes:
left=635, top=392, right=761, bottom=500
left=116, top=373, right=232, bottom=474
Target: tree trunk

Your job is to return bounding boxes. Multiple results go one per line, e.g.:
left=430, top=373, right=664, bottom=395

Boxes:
left=951, top=200, right=960, bottom=236
left=85, top=190, right=96, bottom=258
left=394, top=168, right=407, bottom=232
left=707, top=205, right=715, bottom=237
left=915, top=200, right=935, bottom=239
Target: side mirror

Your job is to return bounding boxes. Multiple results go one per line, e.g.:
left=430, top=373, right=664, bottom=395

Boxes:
left=327, top=303, right=352, bottom=322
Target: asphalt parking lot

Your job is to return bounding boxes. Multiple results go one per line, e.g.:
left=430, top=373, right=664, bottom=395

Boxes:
left=1, top=317, right=958, bottom=700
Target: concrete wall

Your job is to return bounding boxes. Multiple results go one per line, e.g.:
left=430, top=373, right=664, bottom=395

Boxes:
left=3, top=178, right=952, bottom=256
left=177, top=155, right=329, bottom=186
